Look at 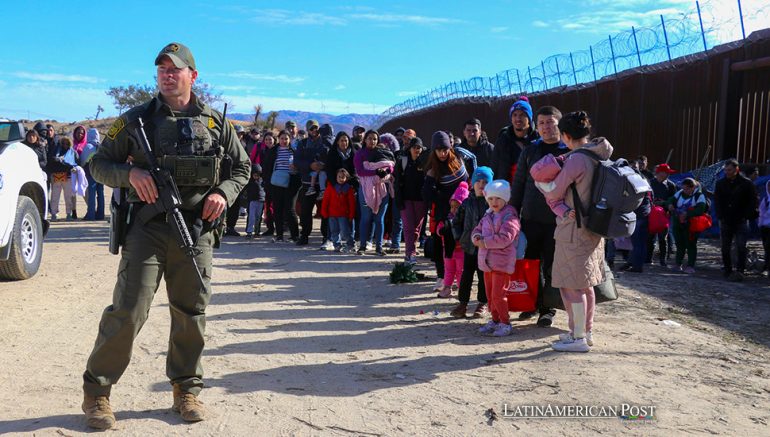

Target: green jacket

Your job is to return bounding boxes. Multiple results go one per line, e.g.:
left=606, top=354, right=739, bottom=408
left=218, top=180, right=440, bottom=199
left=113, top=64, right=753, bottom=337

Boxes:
left=91, top=93, right=249, bottom=211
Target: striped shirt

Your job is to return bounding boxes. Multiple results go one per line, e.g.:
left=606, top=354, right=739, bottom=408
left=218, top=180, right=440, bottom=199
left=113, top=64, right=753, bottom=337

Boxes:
left=275, top=147, right=293, bottom=173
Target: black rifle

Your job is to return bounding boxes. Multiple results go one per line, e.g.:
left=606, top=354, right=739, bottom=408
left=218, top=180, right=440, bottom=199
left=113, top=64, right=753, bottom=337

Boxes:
left=133, top=117, right=207, bottom=292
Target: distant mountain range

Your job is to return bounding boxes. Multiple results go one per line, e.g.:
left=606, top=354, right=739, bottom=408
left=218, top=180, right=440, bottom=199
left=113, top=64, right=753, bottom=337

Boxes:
left=228, top=110, right=381, bottom=134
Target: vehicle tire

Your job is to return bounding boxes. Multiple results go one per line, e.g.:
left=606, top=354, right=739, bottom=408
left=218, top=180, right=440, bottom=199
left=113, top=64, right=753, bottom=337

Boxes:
left=0, top=196, right=43, bottom=280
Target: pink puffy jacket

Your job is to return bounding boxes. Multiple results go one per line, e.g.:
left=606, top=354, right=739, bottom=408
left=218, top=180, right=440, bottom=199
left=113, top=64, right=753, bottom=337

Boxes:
left=472, top=204, right=521, bottom=274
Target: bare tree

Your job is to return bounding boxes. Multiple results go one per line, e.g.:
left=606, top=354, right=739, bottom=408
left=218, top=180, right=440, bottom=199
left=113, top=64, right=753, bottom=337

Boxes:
left=253, top=105, right=263, bottom=125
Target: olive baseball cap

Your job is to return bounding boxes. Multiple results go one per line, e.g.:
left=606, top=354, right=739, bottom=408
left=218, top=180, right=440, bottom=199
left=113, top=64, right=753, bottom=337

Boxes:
left=306, top=119, right=319, bottom=130
left=155, top=42, right=196, bottom=70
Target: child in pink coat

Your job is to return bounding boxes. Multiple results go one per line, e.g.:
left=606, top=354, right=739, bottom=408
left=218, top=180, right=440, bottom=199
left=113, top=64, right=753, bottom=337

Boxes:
left=437, top=182, right=470, bottom=297
left=472, top=180, right=521, bottom=337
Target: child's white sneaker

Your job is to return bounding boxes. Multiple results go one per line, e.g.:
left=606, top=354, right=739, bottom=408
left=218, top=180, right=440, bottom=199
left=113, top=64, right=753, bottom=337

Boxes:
left=555, top=331, right=593, bottom=346
left=551, top=336, right=590, bottom=352
left=478, top=320, right=498, bottom=335
left=492, top=323, right=513, bottom=337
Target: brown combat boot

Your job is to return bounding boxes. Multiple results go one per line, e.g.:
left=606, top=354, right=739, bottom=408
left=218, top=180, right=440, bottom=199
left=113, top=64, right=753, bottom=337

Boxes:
left=82, top=394, right=116, bottom=430
left=172, top=384, right=205, bottom=422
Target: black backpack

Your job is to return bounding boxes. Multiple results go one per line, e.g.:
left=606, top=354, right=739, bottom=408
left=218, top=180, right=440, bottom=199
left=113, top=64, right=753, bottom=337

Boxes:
left=570, top=149, right=651, bottom=239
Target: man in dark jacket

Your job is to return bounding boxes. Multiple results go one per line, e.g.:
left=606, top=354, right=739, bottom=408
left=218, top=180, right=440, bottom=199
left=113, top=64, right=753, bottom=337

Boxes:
left=493, top=97, right=540, bottom=181
left=714, top=159, right=759, bottom=282
left=460, top=118, right=494, bottom=169
left=295, top=120, right=330, bottom=246
left=510, top=106, right=568, bottom=327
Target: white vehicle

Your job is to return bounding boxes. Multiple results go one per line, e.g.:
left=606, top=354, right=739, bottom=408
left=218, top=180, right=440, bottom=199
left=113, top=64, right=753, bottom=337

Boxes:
left=0, top=120, right=49, bottom=280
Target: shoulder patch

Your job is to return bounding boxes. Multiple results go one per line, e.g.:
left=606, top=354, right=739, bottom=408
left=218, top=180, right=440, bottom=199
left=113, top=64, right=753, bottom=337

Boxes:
left=107, top=117, right=126, bottom=140
left=208, top=117, right=216, bottom=129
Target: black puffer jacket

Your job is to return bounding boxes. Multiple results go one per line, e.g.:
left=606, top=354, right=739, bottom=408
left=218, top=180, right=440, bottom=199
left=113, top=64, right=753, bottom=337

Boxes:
left=493, top=125, right=539, bottom=180
left=460, top=139, right=495, bottom=169
left=510, top=139, right=569, bottom=225
left=452, top=194, right=489, bottom=254
left=23, top=139, right=48, bottom=171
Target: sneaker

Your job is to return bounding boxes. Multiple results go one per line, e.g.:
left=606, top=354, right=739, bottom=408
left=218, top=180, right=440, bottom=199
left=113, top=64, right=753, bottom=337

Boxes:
left=356, top=246, right=368, bottom=255
left=272, top=236, right=284, bottom=243
left=239, top=207, right=247, bottom=217
left=555, top=331, right=593, bottom=346
left=317, top=190, right=324, bottom=200
left=450, top=303, right=468, bottom=318
left=404, top=256, right=417, bottom=265
left=50, top=214, right=57, bottom=221
left=727, top=271, right=744, bottom=282
left=433, top=278, right=444, bottom=291
left=334, top=245, right=343, bottom=253
left=319, top=240, right=333, bottom=251
left=478, top=320, right=498, bottom=335
left=683, top=266, right=695, bottom=274
left=518, top=311, right=537, bottom=320
left=305, top=187, right=317, bottom=196
left=386, top=247, right=401, bottom=254
left=472, top=303, right=488, bottom=318
left=551, top=336, right=590, bottom=352
left=224, top=228, right=240, bottom=237
left=66, top=213, right=74, bottom=221
left=492, top=323, right=513, bottom=337
left=537, top=312, right=555, bottom=327
left=670, top=264, right=684, bottom=273
left=437, top=285, right=452, bottom=298
left=295, top=236, right=309, bottom=246
left=375, top=247, right=386, bottom=256
left=261, top=229, right=275, bottom=237
left=82, top=394, right=116, bottom=430
left=245, top=232, right=253, bottom=239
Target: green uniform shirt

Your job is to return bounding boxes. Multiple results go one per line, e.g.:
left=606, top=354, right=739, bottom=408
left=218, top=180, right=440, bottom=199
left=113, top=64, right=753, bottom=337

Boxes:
left=91, top=93, right=249, bottom=210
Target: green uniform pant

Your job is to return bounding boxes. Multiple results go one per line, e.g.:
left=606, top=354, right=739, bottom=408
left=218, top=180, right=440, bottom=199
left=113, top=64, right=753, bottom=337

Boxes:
left=672, top=222, right=698, bottom=267
left=83, top=218, right=213, bottom=397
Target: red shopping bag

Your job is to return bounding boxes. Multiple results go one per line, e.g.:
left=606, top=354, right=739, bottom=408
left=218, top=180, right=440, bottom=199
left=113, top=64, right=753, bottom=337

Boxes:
left=506, top=258, right=539, bottom=312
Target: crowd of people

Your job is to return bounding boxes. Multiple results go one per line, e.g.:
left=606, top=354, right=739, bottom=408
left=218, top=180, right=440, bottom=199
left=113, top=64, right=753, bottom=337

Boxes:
left=205, top=96, right=767, bottom=352
left=22, top=97, right=767, bottom=352
left=22, top=122, right=105, bottom=221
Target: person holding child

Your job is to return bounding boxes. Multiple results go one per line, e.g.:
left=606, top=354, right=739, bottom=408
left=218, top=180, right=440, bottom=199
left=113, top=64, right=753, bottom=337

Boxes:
left=321, top=168, right=357, bottom=252
left=665, top=177, right=708, bottom=274
left=451, top=166, right=493, bottom=318
left=472, top=179, right=521, bottom=337
left=533, top=111, right=610, bottom=352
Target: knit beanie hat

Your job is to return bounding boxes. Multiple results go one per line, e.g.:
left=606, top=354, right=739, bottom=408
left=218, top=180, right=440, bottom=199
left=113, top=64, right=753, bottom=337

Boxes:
left=471, top=166, right=494, bottom=185
left=407, top=136, right=424, bottom=150
left=431, top=131, right=452, bottom=150
left=509, top=96, right=533, bottom=123
left=484, top=179, right=511, bottom=203
left=450, top=181, right=470, bottom=204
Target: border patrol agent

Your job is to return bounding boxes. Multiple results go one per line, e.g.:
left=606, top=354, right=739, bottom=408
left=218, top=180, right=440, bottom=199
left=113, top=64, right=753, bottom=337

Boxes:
left=81, top=42, right=249, bottom=429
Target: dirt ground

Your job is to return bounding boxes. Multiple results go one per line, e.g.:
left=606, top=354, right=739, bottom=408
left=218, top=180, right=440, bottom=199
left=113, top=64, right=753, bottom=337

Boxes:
left=1, top=200, right=769, bottom=436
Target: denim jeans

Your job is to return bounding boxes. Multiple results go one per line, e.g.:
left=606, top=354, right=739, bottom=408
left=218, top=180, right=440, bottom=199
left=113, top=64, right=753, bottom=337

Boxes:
left=629, top=216, right=649, bottom=269
left=246, top=200, right=264, bottom=234
left=358, top=188, right=389, bottom=250
left=84, top=171, right=105, bottom=220
left=329, top=217, right=354, bottom=248
left=389, top=197, right=403, bottom=249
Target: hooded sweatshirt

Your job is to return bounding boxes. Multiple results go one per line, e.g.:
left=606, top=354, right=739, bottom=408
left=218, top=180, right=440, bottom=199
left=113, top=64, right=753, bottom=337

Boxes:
left=80, top=128, right=100, bottom=167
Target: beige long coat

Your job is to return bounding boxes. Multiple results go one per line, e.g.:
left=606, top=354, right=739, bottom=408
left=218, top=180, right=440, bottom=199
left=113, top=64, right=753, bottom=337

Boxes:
left=542, top=138, right=614, bottom=289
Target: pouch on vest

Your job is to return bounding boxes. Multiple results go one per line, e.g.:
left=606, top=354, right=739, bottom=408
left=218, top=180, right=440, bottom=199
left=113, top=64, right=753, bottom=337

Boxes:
left=160, top=155, right=221, bottom=187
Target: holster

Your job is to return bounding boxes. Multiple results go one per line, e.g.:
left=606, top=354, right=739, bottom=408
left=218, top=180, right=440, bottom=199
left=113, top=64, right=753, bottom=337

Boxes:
left=108, top=189, right=131, bottom=255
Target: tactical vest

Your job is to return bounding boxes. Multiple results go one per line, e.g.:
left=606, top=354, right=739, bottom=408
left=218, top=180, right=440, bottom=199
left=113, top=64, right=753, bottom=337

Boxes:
left=147, top=110, right=221, bottom=187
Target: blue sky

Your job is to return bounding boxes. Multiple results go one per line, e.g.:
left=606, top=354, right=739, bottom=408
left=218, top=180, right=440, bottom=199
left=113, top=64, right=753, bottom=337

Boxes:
left=0, top=0, right=766, bottom=121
